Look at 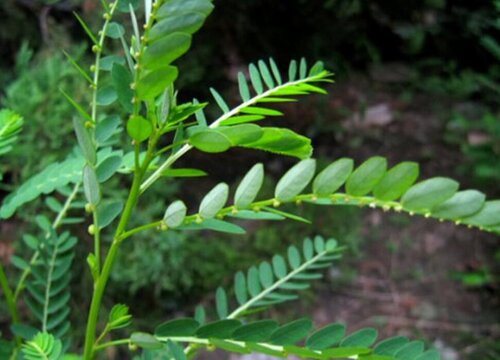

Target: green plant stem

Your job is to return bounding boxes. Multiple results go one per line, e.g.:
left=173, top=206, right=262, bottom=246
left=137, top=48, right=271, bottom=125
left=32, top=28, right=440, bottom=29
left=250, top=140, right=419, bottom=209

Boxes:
left=0, top=261, right=20, bottom=346
left=94, top=338, right=130, bottom=351
left=92, top=211, right=101, bottom=273
left=14, top=182, right=80, bottom=301
left=82, top=140, right=157, bottom=360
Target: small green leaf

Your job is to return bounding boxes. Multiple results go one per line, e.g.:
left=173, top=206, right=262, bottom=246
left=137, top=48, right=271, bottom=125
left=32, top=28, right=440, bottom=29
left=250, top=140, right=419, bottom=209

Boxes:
left=346, top=157, right=387, bottom=196
left=462, top=200, right=500, bottom=227
left=190, top=129, right=232, bottom=153
left=313, top=158, right=353, bottom=195
left=340, top=328, right=378, bottom=347
left=210, top=88, right=230, bottom=113
left=137, top=66, right=178, bottom=100
left=164, top=200, right=187, bottom=228
left=232, top=320, right=279, bottom=342
left=275, top=159, right=316, bottom=201
left=142, top=33, right=192, bottom=71
left=270, top=318, right=313, bottom=345
left=228, top=210, right=284, bottom=220
left=83, top=165, right=101, bottom=205
left=238, top=72, right=250, bottom=102
left=195, top=305, right=206, bottom=325
left=288, top=245, right=301, bottom=269
left=306, top=323, right=346, bottom=350
left=258, top=60, right=275, bottom=89
left=127, top=115, right=152, bottom=142
left=216, top=287, right=228, bottom=319
left=130, top=332, right=163, bottom=349
left=234, top=163, right=264, bottom=208
left=431, top=190, right=486, bottom=219
left=247, top=266, right=261, bottom=297
left=96, top=85, right=117, bottom=106
left=373, top=162, right=419, bottom=201
left=149, top=12, right=205, bottom=42
left=96, top=200, right=123, bottom=229
left=394, top=341, right=425, bottom=359
left=401, top=177, right=459, bottom=211
left=155, top=318, right=200, bottom=337
left=241, top=127, right=312, bottom=159
left=179, top=219, right=246, bottom=234
left=72, top=118, right=96, bottom=165
left=272, top=255, right=288, bottom=278
left=239, top=107, right=283, bottom=116
left=199, top=183, right=229, bottom=219
left=269, top=58, right=283, bottom=85
left=111, top=63, right=133, bottom=112
left=195, top=319, right=241, bottom=339
left=259, top=261, right=274, bottom=288
left=416, top=350, right=441, bottom=360
left=234, top=271, right=247, bottom=305
left=106, top=22, right=125, bottom=39
left=249, top=63, right=264, bottom=94
left=162, top=168, right=207, bottom=178
left=288, top=60, right=298, bottom=81
left=108, top=304, right=132, bottom=330
left=374, top=336, right=410, bottom=356
left=96, top=155, right=122, bottom=182
left=218, top=124, right=263, bottom=145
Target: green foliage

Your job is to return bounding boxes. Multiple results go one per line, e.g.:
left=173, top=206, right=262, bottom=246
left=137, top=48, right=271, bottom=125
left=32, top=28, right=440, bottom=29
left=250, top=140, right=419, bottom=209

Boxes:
left=0, top=108, right=23, bottom=157
left=0, top=1, right=498, bottom=360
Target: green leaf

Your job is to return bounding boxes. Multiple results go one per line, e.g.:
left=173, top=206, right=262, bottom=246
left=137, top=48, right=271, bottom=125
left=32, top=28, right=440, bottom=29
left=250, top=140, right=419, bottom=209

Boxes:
left=210, top=88, right=230, bottom=113
left=234, top=271, right=247, bottom=305
left=373, top=162, right=419, bottom=201
left=238, top=72, right=251, bottom=102
left=241, top=127, right=312, bottom=159
left=218, top=124, right=263, bottom=145
left=164, top=200, right=187, bottom=228
left=272, top=255, right=287, bottom=278
left=258, top=60, right=275, bottom=89
left=431, top=190, right=486, bottom=219
left=96, top=85, right=117, bottom=106
left=288, top=60, right=298, bottom=81
left=269, top=318, right=313, bottom=345
left=111, top=63, right=134, bottom=112
left=234, top=163, right=264, bottom=208
left=259, top=261, right=274, bottom=288
left=96, top=115, right=121, bottom=144
left=96, top=155, right=123, bottom=182
left=106, top=21, right=125, bottom=39
left=247, top=266, right=261, bottom=297
left=462, top=200, right=500, bottom=227
left=220, top=115, right=264, bottom=126
left=306, top=323, right=346, bottom=350
left=374, top=336, right=409, bottom=356
left=195, top=306, right=206, bottom=325
left=127, top=115, right=152, bottom=142
left=394, top=341, right=425, bottom=359
left=216, top=287, right=228, bottom=319
left=96, top=200, right=123, bottom=229
left=299, top=58, right=307, bottom=78
left=288, top=246, right=301, bottom=269
left=142, top=33, right=192, bottom=71
left=401, top=177, right=459, bottom=211
left=196, top=319, right=241, bottom=339
left=340, top=328, right=378, bottom=347
left=229, top=210, right=284, bottom=220
left=239, top=107, right=283, bottom=116
left=72, top=118, right=96, bottom=165
left=269, top=58, right=283, bottom=85
left=199, top=183, right=229, bottom=219
left=83, top=165, right=101, bottom=205
left=137, top=66, right=178, bottom=100
left=346, top=157, right=387, bottom=196
left=155, top=318, right=200, bottom=337
left=22, top=332, right=62, bottom=360
left=180, top=219, right=246, bottom=234
left=313, top=158, right=354, bottom=195
left=249, top=63, right=264, bottom=94
left=100, top=55, right=125, bottom=71
left=73, top=12, right=98, bottom=44
left=131, top=332, right=163, bottom=349
left=157, top=0, right=214, bottom=19
left=232, top=320, right=279, bottom=342
left=108, top=304, right=132, bottom=330
left=416, top=350, right=440, bottom=360
left=190, top=129, right=232, bottom=153
left=162, top=168, right=207, bottom=178
left=275, top=159, right=316, bottom=201
left=149, top=12, right=205, bottom=42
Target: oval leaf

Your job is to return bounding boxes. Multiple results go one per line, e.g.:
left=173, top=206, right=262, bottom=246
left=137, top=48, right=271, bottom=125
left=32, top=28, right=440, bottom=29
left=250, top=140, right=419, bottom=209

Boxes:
left=199, top=183, right=229, bottom=219
left=275, top=159, right=316, bottom=201
left=373, top=162, right=419, bottom=201
left=164, top=200, right=187, bottom=228
left=234, top=163, right=264, bottom=208
left=401, top=177, right=459, bottom=212
left=346, top=156, right=387, bottom=196
left=313, top=158, right=353, bottom=195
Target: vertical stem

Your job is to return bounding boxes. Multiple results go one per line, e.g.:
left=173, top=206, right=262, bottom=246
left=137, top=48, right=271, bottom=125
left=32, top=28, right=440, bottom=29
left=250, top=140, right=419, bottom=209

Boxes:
left=82, top=142, right=156, bottom=360
left=0, top=261, right=20, bottom=346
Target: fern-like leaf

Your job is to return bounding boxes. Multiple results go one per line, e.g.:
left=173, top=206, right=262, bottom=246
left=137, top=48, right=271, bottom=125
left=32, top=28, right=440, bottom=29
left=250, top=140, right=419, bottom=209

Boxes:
left=21, top=332, right=62, bottom=360
left=151, top=157, right=500, bottom=236
left=133, top=319, right=440, bottom=360
left=0, top=108, right=23, bottom=156
left=20, top=221, right=77, bottom=338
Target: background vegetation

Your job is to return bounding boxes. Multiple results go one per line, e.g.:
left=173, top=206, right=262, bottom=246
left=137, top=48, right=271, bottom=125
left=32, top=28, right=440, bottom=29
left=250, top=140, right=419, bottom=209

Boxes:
left=0, top=0, right=499, bottom=358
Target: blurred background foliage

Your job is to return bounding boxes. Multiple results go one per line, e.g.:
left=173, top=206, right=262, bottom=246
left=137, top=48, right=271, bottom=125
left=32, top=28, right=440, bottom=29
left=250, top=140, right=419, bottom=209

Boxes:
left=0, top=0, right=499, bottom=358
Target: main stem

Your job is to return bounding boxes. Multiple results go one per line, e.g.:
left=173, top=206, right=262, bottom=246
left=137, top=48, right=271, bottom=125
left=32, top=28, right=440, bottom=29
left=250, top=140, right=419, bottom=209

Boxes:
left=82, top=141, right=156, bottom=359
